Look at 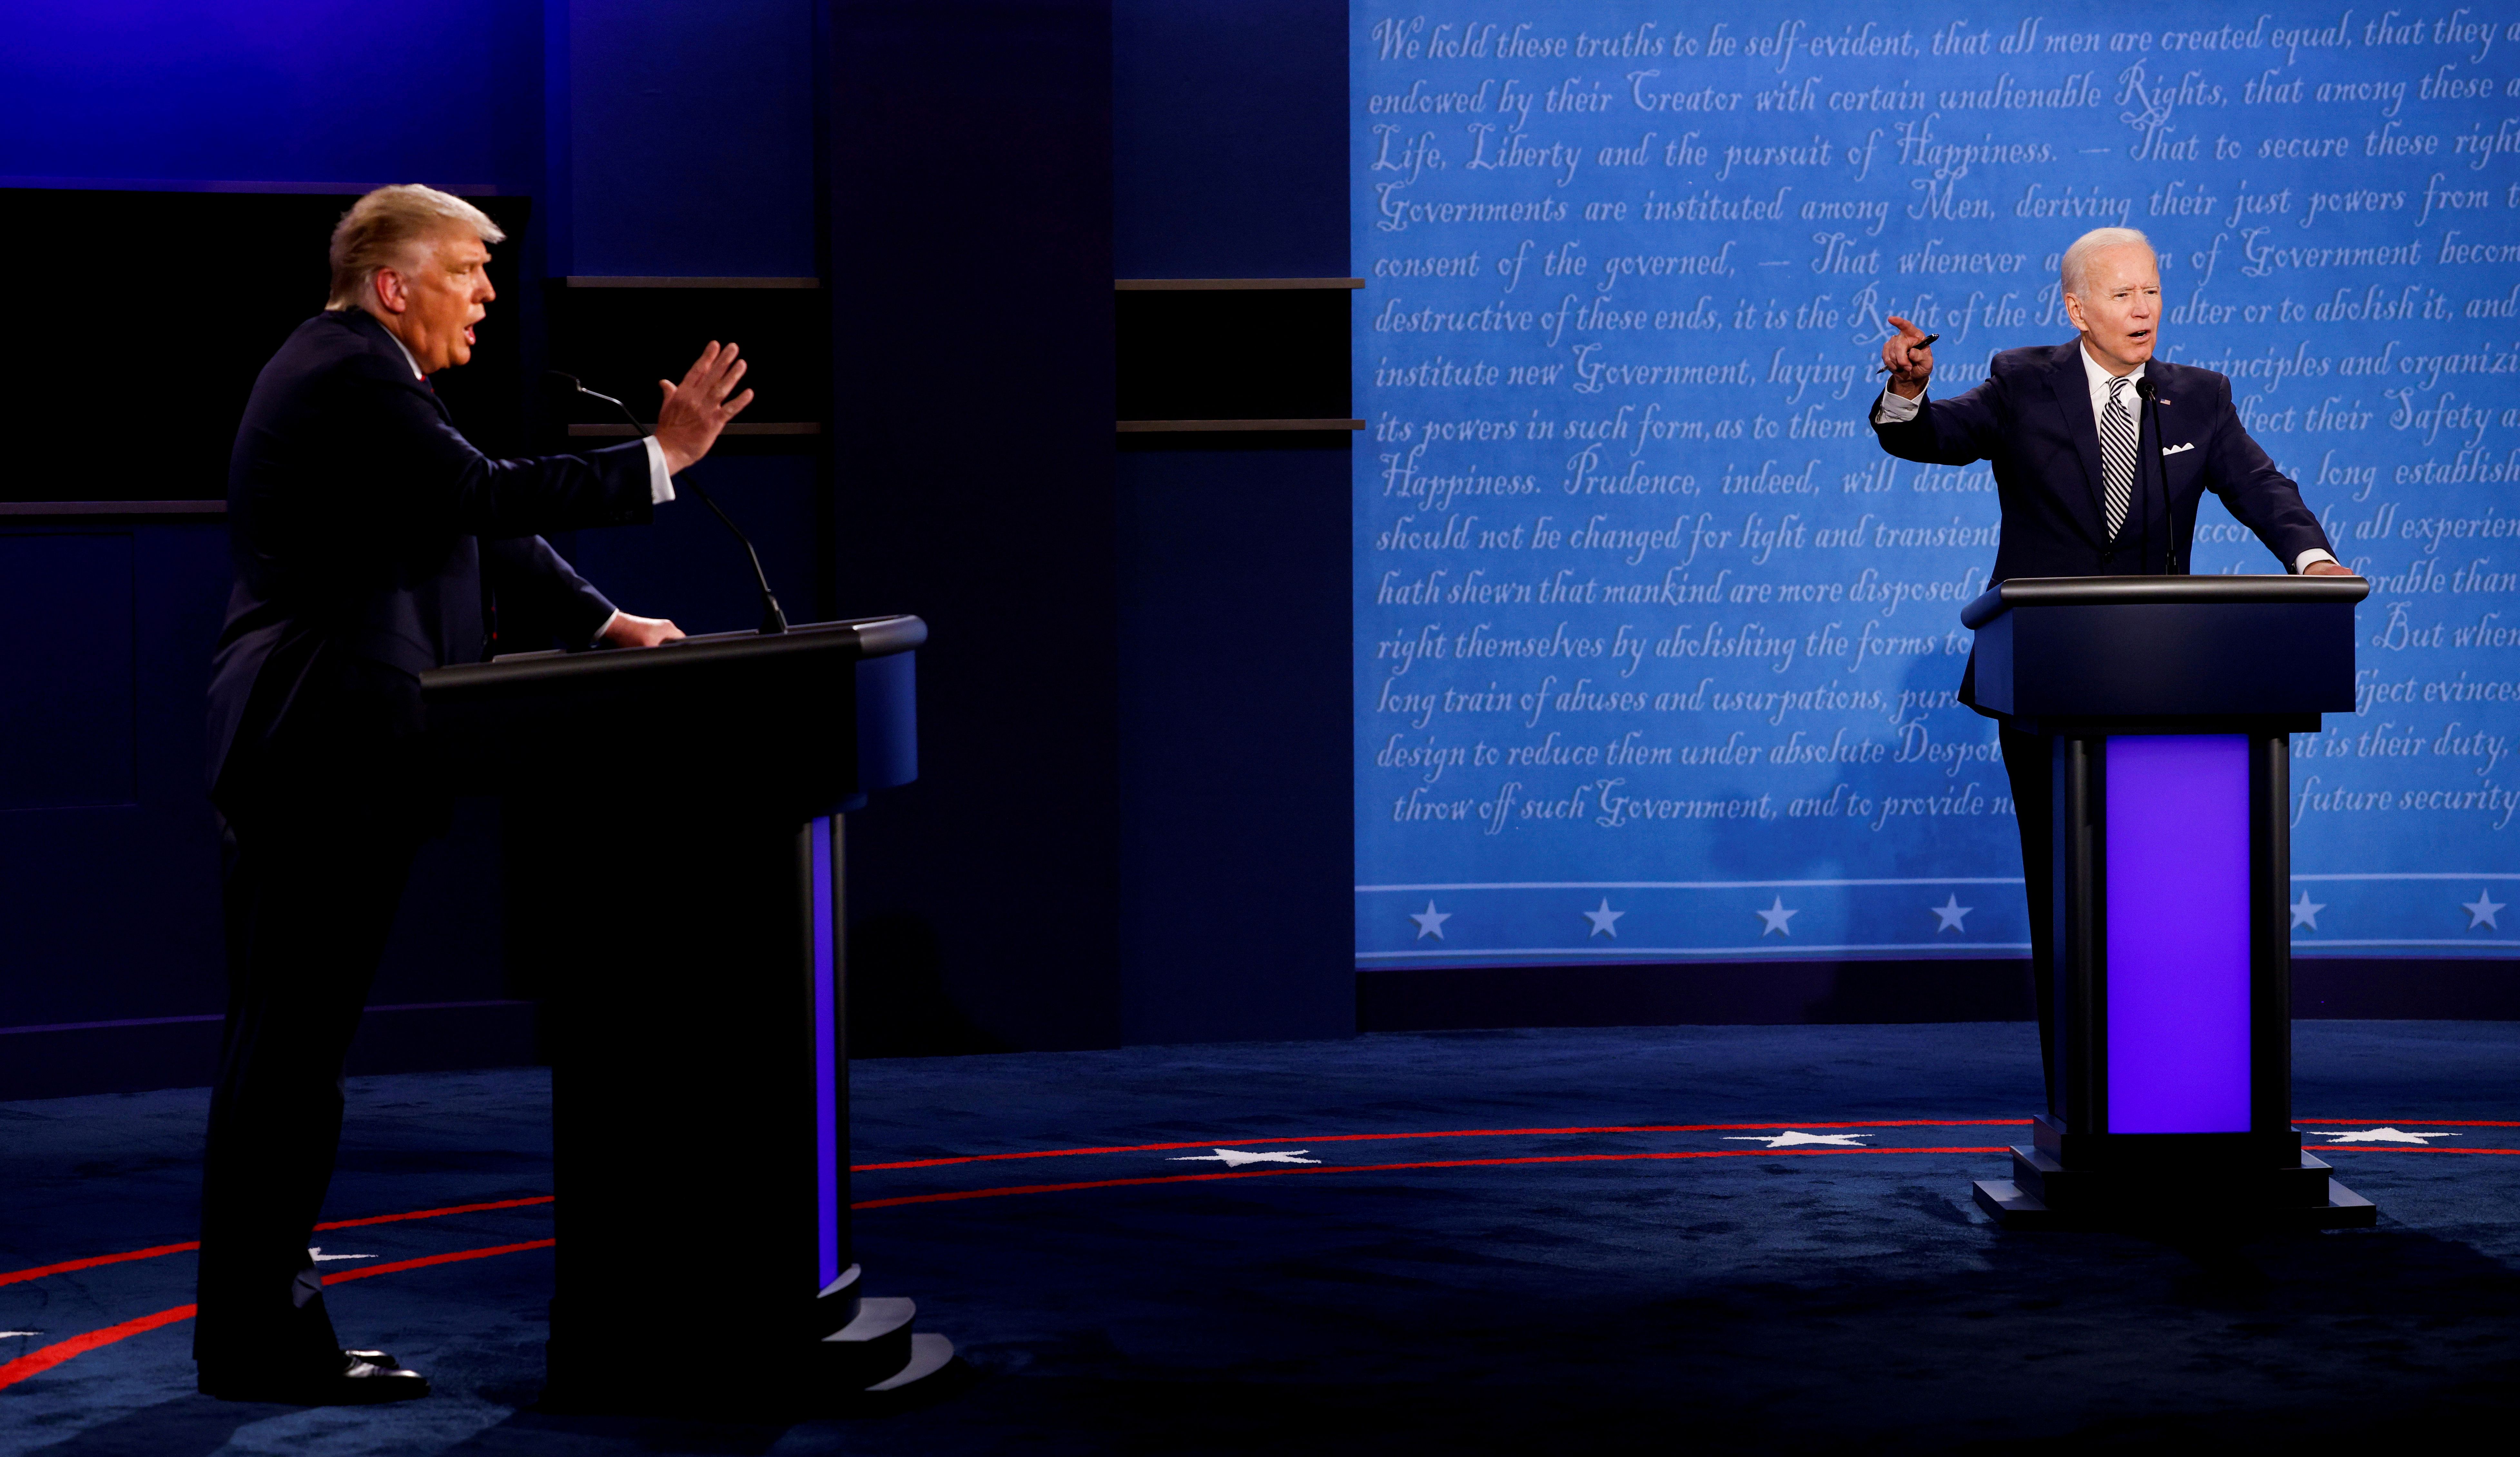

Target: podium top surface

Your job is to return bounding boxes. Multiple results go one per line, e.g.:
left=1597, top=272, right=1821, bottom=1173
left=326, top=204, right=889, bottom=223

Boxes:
left=420, top=614, right=925, bottom=702
left=1959, top=574, right=2369, bottom=630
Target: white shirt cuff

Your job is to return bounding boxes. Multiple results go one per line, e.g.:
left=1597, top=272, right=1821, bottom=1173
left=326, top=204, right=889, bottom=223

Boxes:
left=643, top=435, right=675, bottom=504
left=1872, top=388, right=1921, bottom=424
left=2295, top=549, right=2338, bottom=573
left=592, top=609, right=620, bottom=644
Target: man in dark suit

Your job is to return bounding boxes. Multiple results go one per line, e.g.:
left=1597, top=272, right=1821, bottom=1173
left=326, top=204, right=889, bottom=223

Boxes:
left=197, top=185, right=754, bottom=1403
left=1867, top=225, right=2354, bottom=1109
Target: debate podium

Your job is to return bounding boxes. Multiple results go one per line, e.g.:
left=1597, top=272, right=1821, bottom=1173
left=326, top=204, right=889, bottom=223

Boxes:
left=420, top=615, right=952, bottom=1408
left=1958, top=576, right=2379, bottom=1230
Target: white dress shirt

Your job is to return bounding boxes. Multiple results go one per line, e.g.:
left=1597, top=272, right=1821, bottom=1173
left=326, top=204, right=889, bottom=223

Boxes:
left=380, top=325, right=676, bottom=640
left=1872, top=342, right=2335, bottom=572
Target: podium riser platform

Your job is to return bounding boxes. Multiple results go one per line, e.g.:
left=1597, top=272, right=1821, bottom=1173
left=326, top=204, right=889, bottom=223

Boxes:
left=1957, top=577, right=2379, bottom=1233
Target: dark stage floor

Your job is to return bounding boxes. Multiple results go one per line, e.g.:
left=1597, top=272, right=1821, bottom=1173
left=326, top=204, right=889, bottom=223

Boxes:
left=5, top=1021, right=2519, bottom=1453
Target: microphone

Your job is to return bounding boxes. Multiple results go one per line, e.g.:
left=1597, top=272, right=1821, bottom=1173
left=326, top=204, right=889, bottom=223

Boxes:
left=2133, top=376, right=2177, bottom=575
left=551, top=371, right=788, bottom=636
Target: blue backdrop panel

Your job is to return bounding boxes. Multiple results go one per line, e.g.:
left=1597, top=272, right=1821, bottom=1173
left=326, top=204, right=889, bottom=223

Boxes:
left=1353, top=0, right=2520, bottom=966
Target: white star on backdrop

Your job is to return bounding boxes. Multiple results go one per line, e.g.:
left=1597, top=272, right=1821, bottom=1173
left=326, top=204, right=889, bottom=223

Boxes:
left=1409, top=901, right=1451, bottom=940
left=1930, top=895, right=1972, bottom=932
left=1583, top=898, right=1625, bottom=938
left=2317, top=1127, right=2459, bottom=1145
left=2463, top=890, right=2505, bottom=931
left=1168, top=1149, right=1320, bottom=1167
left=1723, top=1130, right=1874, bottom=1149
left=2290, top=891, right=2326, bottom=931
left=1755, top=896, right=1798, bottom=936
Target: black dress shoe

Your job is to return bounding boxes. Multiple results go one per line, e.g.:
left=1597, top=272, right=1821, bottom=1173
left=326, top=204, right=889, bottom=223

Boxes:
left=200, top=1353, right=430, bottom=1405
left=342, top=1349, right=399, bottom=1369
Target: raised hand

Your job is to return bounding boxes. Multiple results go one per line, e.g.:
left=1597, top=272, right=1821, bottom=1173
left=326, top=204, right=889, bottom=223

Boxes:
left=651, top=342, right=755, bottom=474
left=1880, top=315, right=1935, bottom=399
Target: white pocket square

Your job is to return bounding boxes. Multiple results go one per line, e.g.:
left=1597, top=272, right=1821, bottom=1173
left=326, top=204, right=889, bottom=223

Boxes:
left=2162, top=442, right=2196, bottom=455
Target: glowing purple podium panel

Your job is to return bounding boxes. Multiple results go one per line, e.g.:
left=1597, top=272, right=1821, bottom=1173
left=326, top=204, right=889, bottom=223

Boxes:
left=422, top=616, right=942, bottom=1404
left=2104, top=735, right=2251, bottom=1135
left=1956, top=575, right=2375, bottom=1231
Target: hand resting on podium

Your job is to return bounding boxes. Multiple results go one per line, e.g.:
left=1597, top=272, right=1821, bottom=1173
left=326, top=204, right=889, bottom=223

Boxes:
left=600, top=611, right=685, bottom=647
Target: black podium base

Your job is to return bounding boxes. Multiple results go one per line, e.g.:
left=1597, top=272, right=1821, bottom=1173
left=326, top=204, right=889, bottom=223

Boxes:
left=1973, top=1176, right=2377, bottom=1230
left=546, top=1267, right=959, bottom=1414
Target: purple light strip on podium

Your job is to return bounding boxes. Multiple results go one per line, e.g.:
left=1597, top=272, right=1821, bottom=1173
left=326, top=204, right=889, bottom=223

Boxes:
left=2106, top=735, right=2252, bottom=1133
left=812, top=816, right=841, bottom=1289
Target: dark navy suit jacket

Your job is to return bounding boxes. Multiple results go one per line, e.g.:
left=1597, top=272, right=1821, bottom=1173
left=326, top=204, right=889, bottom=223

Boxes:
left=208, top=308, right=654, bottom=808
left=1870, top=338, right=2335, bottom=703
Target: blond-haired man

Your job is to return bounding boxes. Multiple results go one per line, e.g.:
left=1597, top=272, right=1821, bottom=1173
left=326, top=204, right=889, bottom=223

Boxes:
left=198, top=185, right=751, bottom=1403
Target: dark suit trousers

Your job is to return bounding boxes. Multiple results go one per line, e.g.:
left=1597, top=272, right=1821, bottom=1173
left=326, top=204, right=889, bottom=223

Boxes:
left=194, top=804, right=420, bottom=1374
left=196, top=658, right=433, bottom=1376
left=1998, top=727, right=2058, bottom=1113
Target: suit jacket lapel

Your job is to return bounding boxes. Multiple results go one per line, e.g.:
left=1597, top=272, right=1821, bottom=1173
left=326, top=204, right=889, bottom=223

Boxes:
left=2043, top=341, right=2110, bottom=547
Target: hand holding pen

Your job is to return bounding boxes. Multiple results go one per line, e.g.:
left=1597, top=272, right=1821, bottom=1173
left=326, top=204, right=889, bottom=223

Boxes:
left=1878, top=317, right=1937, bottom=398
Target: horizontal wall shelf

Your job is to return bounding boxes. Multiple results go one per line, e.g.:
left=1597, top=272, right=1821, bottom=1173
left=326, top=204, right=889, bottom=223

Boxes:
left=1118, top=419, right=1363, bottom=433
left=567, top=422, right=823, bottom=437
left=557, top=276, right=824, bottom=289
left=1115, top=278, right=1362, bottom=291
left=0, top=500, right=226, bottom=518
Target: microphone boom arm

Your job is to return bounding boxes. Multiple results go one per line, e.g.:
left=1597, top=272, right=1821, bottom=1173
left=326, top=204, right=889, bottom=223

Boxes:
left=2134, top=375, right=2177, bottom=576
left=554, top=372, right=788, bottom=636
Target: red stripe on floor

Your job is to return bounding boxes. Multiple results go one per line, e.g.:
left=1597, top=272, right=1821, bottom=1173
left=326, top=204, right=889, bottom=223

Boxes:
left=0, top=1305, right=195, bottom=1393
left=319, top=1239, right=553, bottom=1285
left=852, top=1120, right=2034, bottom=1171
left=2299, top=1119, right=2520, bottom=1127
left=0, top=1242, right=201, bottom=1291
left=315, top=1195, right=553, bottom=1232
left=0, top=1239, right=556, bottom=1394
left=2320, top=1146, right=2520, bottom=1154
left=0, top=1197, right=552, bottom=1290
left=853, top=1144, right=2013, bottom=1208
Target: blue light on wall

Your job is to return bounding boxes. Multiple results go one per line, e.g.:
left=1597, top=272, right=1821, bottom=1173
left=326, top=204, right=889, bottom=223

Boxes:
left=2, top=1, right=540, bottom=188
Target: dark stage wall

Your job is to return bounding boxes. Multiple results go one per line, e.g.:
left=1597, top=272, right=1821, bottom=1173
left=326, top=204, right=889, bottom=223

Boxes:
left=0, top=0, right=1363, bottom=1094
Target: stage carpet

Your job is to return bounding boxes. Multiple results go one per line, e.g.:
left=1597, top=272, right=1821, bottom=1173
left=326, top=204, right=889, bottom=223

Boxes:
left=5, top=1021, right=2518, bottom=1452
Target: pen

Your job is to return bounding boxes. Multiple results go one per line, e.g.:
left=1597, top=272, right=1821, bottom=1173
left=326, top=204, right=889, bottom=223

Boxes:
left=1876, top=333, right=1939, bottom=374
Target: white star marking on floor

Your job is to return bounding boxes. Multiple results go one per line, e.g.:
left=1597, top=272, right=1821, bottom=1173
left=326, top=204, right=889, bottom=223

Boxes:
left=308, top=1247, right=375, bottom=1262
left=1167, top=1149, right=1321, bottom=1167
left=2290, top=891, right=2326, bottom=931
left=1930, top=895, right=1971, bottom=933
left=2316, top=1127, right=2459, bottom=1145
left=2463, top=890, right=2504, bottom=931
left=1583, top=898, right=1625, bottom=938
left=1723, top=1130, right=1875, bottom=1149
left=1409, top=901, right=1451, bottom=940
left=1755, top=896, right=1797, bottom=936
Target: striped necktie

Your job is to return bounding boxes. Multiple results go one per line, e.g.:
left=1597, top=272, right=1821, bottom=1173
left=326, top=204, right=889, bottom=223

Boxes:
left=2100, top=375, right=2136, bottom=541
